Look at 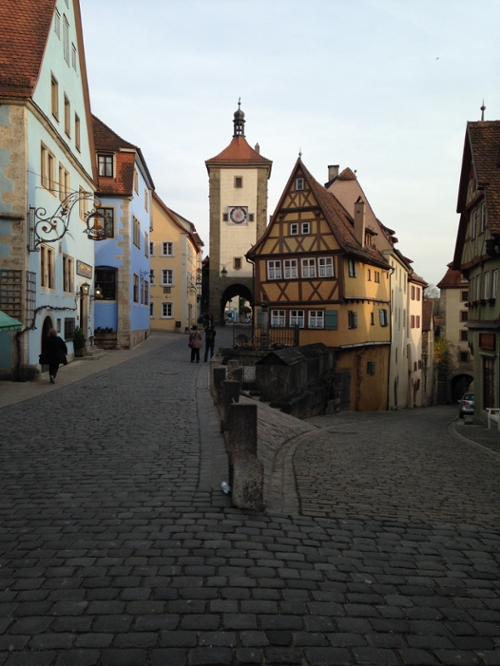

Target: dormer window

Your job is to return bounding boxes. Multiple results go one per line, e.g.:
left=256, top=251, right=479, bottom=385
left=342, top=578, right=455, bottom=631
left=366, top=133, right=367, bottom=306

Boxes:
left=296, top=178, right=304, bottom=191
left=98, top=154, right=113, bottom=177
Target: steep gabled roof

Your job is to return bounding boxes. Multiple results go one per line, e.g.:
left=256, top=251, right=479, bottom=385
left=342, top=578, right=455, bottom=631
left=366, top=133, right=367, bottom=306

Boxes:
left=205, top=136, right=272, bottom=173
left=152, top=192, right=203, bottom=252
left=249, top=158, right=390, bottom=269
left=93, top=115, right=155, bottom=194
left=0, top=0, right=56, bottom=97
left=422, top=299, right=434, bottom=331
left=93, top=115, right=136, bottom=152
left=454, top=120, right=500, bottom=268
left=337, top=167, right=357, bottom=180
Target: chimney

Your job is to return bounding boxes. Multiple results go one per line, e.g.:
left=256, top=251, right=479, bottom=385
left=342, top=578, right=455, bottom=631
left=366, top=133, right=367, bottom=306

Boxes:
left=328, top=164, right=339, bottom=181
left=354, top=197, right=366, bottom=246
left=254, top=143, right=260, bottom=154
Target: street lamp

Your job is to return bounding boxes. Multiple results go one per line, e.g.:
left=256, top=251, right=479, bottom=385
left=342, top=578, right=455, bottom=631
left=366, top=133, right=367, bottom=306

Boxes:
left=81, top=282, right=90, bottom=296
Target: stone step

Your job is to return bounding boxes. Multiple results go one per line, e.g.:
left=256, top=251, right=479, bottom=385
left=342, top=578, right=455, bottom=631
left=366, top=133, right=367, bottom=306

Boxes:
left=81, top=347, right=108, bottom=361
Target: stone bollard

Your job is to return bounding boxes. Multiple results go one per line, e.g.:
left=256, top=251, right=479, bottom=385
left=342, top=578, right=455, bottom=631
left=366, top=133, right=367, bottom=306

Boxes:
left=227, top=403, right=263, bottom=511
left=212, top=367, right=226, bottom=404
left=228, top=367, right=243, bottom=384
left=227, top=359, right=240, bottom=377
left=221, top=380, right=240, bottom=431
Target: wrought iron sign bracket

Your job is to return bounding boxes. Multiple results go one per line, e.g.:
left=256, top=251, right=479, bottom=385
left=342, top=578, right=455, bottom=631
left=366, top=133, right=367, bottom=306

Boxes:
left=28, top=191, right=104, bottom=251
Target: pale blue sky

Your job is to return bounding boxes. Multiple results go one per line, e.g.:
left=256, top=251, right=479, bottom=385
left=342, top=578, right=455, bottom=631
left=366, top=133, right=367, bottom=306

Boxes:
left=80, top=0, right=500, bottom=287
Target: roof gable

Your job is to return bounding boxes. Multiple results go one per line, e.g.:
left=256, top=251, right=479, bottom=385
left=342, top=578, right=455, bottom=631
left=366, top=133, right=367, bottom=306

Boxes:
left=248, top=158, right=390, bottom=269
left=205, top=136, right=272, bottom=173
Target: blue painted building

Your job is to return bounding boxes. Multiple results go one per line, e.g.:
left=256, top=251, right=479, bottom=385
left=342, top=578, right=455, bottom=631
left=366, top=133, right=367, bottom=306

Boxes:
left=0, top=0, right=96, bottom=379
left=92, top=116, right=154, bottom=349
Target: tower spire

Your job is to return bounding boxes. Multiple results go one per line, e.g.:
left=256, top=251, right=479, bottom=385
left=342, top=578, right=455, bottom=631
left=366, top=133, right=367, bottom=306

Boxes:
left=481, top=100, right=486, bottom=121
left=233, top=99, right=245, bottom=137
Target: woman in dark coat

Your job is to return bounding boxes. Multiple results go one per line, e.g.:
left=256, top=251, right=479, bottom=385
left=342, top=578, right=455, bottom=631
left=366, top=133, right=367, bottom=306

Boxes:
left=188, top=325, right=202, bottom=363
left=43, top=328, right=68, bottom=384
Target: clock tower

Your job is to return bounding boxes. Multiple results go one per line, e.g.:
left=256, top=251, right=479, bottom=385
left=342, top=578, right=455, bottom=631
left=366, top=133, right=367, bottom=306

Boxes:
left=205, top=103, right=272, bottom=324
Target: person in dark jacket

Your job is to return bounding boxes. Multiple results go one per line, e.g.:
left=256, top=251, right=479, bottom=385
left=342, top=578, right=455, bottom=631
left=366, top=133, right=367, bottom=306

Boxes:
left=43, top=328, right=68, bottom=384
left=203, top=323, right=216, bottom=362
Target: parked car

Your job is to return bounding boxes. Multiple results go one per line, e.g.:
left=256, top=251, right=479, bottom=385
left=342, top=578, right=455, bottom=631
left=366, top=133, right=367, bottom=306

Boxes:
left=458, top=392, right=474, bottom=418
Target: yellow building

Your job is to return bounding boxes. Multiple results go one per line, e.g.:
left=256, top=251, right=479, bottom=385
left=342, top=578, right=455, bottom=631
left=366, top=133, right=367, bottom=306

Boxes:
left=150, top=193, right=203, bottom=332
left=247, top=159, right=392, bottom=411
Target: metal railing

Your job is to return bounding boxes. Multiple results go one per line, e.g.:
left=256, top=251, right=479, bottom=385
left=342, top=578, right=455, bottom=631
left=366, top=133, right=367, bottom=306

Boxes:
left=232, top=324, right=299, bottom=350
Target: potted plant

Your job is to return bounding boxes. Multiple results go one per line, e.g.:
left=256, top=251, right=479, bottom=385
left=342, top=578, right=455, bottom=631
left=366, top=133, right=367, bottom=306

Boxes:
left=73, top=327, right=86, bottom=357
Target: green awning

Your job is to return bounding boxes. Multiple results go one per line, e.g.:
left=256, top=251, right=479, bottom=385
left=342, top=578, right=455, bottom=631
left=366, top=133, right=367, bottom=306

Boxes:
left=0, top=310, right=22, bottom=332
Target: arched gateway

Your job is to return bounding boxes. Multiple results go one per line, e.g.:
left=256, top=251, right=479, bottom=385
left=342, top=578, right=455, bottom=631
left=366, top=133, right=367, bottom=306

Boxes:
left=204, top=103, right=272, bottom=325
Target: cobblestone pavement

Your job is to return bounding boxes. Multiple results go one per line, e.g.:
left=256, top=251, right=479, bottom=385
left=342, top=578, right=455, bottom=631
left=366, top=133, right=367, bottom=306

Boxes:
left=0, top=331, right=499, bottom=665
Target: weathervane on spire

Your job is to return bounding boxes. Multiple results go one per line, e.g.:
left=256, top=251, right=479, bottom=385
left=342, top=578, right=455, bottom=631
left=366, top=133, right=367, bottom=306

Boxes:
left=481, top=100, right=486, bottom=121
left=298, top=148, right=302, bottom=158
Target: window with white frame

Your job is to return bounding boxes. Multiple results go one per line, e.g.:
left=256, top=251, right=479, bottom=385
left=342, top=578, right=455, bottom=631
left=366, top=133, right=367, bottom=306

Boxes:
left=309, top=310, right=324, bottom=328
left=150, top=269, right=155, bottom=285
left=71, top=43, right=77, bottom=70
left=54, top=9, right=61, bottom=37
left=290, top=223, right=299, bottom=235
left=379, top=309, right=389, bottom=326
left=58, top=164, right=70, bottom=201
left=162, top=269, right=173, bottom=286
left=161, top=241, right=173, bottom=256
left=301, top=222, right=310, bottom=235
left=51, top=75, right=59, bottom=120
left=267, top=260, right=281, bottom=280
left=40, top=245, right=55, bottom=289
left=348, top=258, right=357, bottom=277
left=374, top=271, right=380, bottom=283
left=133, top=216, right=140, bottom=248
left=149, top=241, right=154, bottom=256
left=493, top=270, right=498, bottom=298
left=62, top=254, right=73, bottom=293
left=98, top=154, right=113, bottom=177
left=296, top=178, right=304, bottom=191
left=144, top=231, right=149, bottom=257
left=301, top=258, right=316, bottom=278
left=348, top=310, right=358, bottom=329
left=161, top=302, right=173, bottom=318
left=63, top=15, right=70, bottom=64
left=64, top=95, right=70, bottom=136
left=75, top=114, right=80, bottom=152
left=290, top=309, right=304, bottom=327
left=41, top=144, right=56, bottom=194
left=318, top=257, right=334, bottom=277
left=271, top=309, right=286, bottom=327
left=284, top=259, right=298, bottom=279
left=134, top=169, right=139, bottom=194
left=484, top=272, right=490, bottom=299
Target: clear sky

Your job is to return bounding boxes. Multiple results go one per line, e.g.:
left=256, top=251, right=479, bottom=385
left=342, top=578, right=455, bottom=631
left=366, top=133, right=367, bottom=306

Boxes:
left=80, top=0, right=499, bottom=288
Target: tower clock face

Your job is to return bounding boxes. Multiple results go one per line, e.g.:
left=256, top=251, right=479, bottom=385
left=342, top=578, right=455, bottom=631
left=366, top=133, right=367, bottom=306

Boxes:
left=228, top=206, right=248, bottom=225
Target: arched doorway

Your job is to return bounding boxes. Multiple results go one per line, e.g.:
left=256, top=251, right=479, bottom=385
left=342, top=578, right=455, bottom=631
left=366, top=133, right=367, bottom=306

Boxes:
left=451, top=374, right=473, bottom=404
left=219, top=283, right=253, bottom=326
left=40, top=315, right=53, bottom=370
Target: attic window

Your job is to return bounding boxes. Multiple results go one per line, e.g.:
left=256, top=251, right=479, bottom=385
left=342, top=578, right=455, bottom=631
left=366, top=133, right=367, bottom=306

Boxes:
left=98, top=155, right=113, bottom=177
left=296, top=178, right=304, bottom=191
left=54, top=10, right=61, bottom=38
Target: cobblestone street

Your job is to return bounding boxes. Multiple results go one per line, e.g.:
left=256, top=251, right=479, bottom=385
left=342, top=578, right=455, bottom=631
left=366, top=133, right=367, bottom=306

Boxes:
left=0, top=331, right=499, bottom=666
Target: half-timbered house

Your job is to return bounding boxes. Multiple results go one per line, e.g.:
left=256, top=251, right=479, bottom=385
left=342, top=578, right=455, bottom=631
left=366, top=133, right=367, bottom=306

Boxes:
left=453, top=118, right=500, bottom=420
left=247, top=159, right=392, bottom=411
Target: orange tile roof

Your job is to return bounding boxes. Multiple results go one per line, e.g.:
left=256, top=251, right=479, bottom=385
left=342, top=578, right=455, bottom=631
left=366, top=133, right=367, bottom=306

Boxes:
left=467, top=121, right=500, bottom=235
left=337, top=167, right=357, bottom=180
left=437, top=267, right=466, bottom=288
left=0, top=0, right=56, bottom=98
left=93, top=115, right=136, bottom=152
left=206, top=136, right=272, bottom=173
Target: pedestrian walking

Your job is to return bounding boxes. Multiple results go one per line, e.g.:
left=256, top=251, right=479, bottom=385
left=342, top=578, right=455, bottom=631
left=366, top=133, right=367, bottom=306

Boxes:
left=204, top=323, right=216, bottom=362
left=42, top=328, right=68, bottom=384
left=188, top=325, right=202, bottom=363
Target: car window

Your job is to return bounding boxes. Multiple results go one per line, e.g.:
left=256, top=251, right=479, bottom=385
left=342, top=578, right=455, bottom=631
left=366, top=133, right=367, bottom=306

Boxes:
left=464, top=393, right=474, bottom=400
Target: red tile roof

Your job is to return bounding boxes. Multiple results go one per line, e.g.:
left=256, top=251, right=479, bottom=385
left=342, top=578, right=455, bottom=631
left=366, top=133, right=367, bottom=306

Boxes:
left=467, top=121, right=500, bottom=235
left=422, top=299, right=434, bottom=331
left=0, top=0, right=56, bottom=97
left=93, top=115, right=136, bottom=152
left=437, top=267, right=466, bottom=289
left=337, top=167, right=357, bottom=180
left=206, top=136, right=272, bottom=173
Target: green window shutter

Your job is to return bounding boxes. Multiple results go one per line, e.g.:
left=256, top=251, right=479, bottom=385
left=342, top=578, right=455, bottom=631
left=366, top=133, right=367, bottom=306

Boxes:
left=257, top=308, right=262, bottom=327
left=353, top=311, right=358, bottom=328
left=379, top=308, right=384, bottom=325
left=325, top=309, right=338, bottom=330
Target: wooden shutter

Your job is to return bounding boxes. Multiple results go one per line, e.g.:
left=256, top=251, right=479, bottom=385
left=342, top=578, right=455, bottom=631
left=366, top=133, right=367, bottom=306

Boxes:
left=325, top=310, right=338, bottom=330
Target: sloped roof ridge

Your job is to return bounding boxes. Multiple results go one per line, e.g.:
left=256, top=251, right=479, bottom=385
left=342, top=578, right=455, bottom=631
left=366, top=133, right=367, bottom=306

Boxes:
left=300, top=161, right=390, bottom=269
left=338, top=167, right=357, bottom=180
left=92, top=115, right=137, bottom=152
left=206, top=135, right=272, bottom=167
